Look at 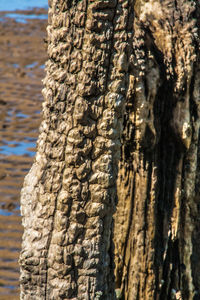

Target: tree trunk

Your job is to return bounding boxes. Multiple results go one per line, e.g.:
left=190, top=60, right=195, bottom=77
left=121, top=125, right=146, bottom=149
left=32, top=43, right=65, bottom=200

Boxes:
left=19, top=0, right=200, bottom=299
left=114, top=0, right=200, bottom=299
left=19, top=0, right=134, bottom=299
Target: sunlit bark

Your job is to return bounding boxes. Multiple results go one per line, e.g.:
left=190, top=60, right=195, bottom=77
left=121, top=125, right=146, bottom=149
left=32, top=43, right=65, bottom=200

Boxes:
left=19, top=0, right=134, bottom=299
left=20, top=0, right=200, bottom=299
left=114, top=1, right=200, bottom=299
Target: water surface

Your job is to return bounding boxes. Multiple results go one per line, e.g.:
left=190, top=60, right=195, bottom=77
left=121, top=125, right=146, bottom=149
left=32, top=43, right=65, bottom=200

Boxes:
left=0, top=0, right=47, bottom=11
left=5, top=13, right=47, bottom=23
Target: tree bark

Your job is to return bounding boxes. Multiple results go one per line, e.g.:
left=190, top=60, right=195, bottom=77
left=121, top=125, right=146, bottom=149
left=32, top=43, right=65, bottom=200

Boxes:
left=19, top=0, right=200, bottom=299
left=19, top=0, right=134, bottom=299
left=114, top=0, right=200, bottom=299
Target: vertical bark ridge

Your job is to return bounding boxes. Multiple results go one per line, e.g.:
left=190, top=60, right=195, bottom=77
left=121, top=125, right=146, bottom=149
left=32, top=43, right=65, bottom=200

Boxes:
left=42, top=1, right=90, bottom=299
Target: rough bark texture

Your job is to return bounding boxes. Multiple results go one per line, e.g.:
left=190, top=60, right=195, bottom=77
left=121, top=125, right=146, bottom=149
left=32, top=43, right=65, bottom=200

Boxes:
left=19, top=0, right=134, bottom=299
left=19, top=0, right=200, bottom=299
left=114, top=0, right=200, bottom=299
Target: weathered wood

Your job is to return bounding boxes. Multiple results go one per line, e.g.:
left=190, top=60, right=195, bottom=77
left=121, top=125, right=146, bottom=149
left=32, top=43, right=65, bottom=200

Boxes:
left=19, top=0, right=200, bottom=299
left=114, top=0, right=200, bottom=299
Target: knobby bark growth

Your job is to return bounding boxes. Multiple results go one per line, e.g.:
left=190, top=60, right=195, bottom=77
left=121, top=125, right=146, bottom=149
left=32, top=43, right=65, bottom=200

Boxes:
left=19, top=0, right=200, bottom=299
left=20, top=0, right=133, bottom=299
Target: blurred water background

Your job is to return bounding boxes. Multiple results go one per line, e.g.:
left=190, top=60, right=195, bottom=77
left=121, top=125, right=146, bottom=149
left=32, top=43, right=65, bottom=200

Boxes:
left=0, top=0, right=48, bottom=11
left=0, top=1, right=48, bottom=298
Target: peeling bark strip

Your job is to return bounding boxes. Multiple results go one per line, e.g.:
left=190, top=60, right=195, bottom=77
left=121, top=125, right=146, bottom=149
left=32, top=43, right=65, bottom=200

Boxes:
left=114, top=0, right=200, bottom=299
left=19, top=0, right=134, bottom=299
